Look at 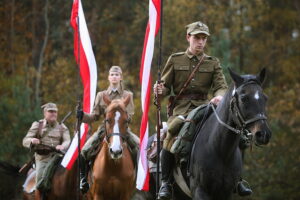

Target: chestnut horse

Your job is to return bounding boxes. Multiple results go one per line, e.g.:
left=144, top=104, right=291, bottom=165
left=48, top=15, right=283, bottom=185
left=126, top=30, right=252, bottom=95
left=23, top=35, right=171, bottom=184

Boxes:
left=88, top=95, right=135, bottom=200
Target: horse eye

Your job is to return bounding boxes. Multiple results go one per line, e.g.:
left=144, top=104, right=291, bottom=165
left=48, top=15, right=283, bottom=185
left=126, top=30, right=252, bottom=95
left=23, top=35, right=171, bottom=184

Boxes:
left=240, top=94, right=248, bottom=102
left=263, top=94, right=268, bottom=101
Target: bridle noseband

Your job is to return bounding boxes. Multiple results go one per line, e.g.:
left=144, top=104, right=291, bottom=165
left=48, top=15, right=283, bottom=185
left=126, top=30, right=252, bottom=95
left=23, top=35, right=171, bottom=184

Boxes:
left=212, top=80, right=267, bottom=139
left=103, top=112, right=130, bottom=144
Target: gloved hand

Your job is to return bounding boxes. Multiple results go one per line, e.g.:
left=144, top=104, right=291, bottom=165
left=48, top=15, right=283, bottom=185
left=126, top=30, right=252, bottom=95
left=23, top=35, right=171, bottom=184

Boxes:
left=77, top=109, right=84, bottom=120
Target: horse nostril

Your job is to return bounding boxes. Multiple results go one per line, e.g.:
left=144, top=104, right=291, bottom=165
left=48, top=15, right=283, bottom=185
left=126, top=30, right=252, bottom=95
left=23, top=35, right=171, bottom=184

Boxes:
left=116, top=149, right=122, bottom=156
left=256, top=131, right=262, bottom=138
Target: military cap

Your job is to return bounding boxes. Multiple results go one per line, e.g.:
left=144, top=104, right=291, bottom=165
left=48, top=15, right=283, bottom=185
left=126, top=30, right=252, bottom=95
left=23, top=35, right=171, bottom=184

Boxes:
left=186, top=21, right=210, bottom=36
left=109, top=66, right=122, bottom=74
left=41, top=102, right=58, bottom=112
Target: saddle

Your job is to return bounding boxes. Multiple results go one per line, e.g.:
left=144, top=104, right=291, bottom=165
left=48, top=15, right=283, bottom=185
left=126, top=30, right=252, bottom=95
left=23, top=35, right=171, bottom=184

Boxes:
left=36, top=154, right=63, bottom=192
left=170, top=104, right=213, bottom=164
left=147, top=130, right=167, bottom=163
left=147, top=104, right=213, bottom=166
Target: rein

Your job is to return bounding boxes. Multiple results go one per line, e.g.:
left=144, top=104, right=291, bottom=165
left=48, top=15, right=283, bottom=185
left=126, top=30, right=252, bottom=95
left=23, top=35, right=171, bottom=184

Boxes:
left=210, top=81, right=267, bottom=145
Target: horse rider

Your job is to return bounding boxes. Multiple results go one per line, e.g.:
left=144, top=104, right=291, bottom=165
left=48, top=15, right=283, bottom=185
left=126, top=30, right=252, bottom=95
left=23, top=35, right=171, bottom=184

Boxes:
left=77, top=65, right=139, bottom=194
left=154, top=21, right=252, bottom=199
left=22, top=102, right=71, bottom=197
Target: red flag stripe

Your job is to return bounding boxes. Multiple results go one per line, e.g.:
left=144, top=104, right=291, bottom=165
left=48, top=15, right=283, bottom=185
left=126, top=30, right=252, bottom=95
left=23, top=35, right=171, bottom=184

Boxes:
left=61, top=0, right=97, bottom=169
left=137, top=0, right=161, bottom=191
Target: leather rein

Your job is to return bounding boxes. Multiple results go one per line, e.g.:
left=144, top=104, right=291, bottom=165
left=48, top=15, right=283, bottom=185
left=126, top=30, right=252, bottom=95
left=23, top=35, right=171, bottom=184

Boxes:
left=211, top=80, right=267, bottom=143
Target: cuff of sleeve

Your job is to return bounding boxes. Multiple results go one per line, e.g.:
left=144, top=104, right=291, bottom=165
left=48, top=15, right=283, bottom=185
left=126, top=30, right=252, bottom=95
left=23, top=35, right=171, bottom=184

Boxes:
left=214, top=89, right=227, bottom=97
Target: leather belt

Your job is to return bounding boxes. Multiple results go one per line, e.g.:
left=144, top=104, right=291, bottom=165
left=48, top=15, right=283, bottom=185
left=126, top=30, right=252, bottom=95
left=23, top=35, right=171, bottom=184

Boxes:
left=177, top=93, right=207, bottom=100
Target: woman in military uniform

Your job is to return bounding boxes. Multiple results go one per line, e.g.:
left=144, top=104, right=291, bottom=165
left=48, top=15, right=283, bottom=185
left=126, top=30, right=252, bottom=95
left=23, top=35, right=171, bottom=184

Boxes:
left=77, top=65, right=139, bottom=193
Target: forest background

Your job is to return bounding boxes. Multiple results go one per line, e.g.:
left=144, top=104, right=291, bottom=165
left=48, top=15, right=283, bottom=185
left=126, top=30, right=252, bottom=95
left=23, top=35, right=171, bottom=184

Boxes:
left=0, top=0, right=299, bottom=199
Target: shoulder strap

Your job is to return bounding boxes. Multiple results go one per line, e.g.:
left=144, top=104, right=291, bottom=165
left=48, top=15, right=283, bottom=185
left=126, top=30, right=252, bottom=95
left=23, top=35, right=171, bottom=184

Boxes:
left=37, top=120, right=44, bottom=139
left=173, top=54, right=206, bottom=102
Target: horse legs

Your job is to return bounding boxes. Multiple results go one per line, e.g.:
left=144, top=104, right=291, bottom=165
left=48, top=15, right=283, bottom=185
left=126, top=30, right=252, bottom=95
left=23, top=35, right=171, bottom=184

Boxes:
left=193, top=187, right=210, bottom=200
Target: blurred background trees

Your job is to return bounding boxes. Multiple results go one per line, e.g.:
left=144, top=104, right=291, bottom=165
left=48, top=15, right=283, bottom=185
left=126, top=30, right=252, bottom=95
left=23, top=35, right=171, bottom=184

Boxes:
left=0, top=0, right=299, bottom=199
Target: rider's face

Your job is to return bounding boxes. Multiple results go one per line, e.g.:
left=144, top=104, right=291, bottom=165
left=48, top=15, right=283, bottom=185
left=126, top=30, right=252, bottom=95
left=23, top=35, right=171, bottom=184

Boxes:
left=108, top=72, right=122, bottom=85
left=44, top=110, right=58, bottom=123
left=187, top=33, right=208, bottom=55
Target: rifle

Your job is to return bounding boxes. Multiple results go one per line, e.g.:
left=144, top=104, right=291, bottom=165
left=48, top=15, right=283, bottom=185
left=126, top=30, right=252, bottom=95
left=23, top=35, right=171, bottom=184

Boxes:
left=18, top=156, right=35, bottom=174
left=60, top=111, right=72, bottom=125
left=154, top=0, right=163, bottom=199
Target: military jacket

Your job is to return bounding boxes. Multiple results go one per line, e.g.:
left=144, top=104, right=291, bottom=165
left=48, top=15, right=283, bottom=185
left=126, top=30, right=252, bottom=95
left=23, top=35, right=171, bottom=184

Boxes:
left=83, top=85, right=134, bottom=123
left=23, top=119, right=70, bottom=161
left=162, top=49, right=228, bottom=116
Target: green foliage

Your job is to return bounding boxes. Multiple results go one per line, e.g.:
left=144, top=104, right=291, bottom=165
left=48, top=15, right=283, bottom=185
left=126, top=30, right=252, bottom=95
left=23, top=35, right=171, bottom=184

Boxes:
left=0, top=0, right=299, bottom=199
left=0, top=77, right=41, bottom=163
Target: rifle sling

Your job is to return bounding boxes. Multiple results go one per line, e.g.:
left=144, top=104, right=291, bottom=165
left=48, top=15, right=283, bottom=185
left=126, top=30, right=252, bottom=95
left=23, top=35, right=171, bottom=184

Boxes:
left=171, top=54, right=206, bottom=107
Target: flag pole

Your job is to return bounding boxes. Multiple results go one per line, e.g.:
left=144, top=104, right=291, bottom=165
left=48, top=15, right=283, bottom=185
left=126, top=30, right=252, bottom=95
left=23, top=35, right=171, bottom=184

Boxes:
left=155, top=0, right=163, bottom=198
left=76, top=15, right=82, bottom=200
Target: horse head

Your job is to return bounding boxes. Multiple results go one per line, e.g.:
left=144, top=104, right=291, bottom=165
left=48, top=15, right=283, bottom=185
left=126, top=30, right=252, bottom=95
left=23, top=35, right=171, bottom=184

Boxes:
left=103, top=94, right=131, bottom=159
left=229, top=68, right=272, bottom=145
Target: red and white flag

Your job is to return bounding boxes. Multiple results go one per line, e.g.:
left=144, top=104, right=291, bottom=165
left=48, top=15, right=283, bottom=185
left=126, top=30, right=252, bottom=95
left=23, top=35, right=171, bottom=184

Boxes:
left=136, top=0, right=161, bottom=191
left=61, top=0, right=97, bottom=170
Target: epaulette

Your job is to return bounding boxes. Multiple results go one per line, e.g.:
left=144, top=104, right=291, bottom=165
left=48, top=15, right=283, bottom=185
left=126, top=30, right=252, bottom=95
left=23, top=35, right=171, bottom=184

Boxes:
left=171, top=52, right=185, bottom=57
left=206, top=55, right=219, bottom=61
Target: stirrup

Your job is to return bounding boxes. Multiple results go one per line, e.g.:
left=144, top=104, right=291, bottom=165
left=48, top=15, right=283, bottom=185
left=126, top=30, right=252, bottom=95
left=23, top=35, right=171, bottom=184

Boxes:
left=80, top=178, right=89, bottom=194
left=237, top=179, right=252, bottom=196
left=158, top=182, right=172, bottom=200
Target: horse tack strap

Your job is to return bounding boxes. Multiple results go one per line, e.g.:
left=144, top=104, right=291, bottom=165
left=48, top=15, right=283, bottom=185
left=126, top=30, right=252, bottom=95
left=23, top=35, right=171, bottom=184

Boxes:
left=168, top=54, right=206, bottom=116
left=106, top=132, right=128, bottom=141
left=37, top=120, right=44, bottom=139
left=210, top=103, right=242, bottom=135
left=173, top=167, right=192, bottom=198
left=231, top=96, right=267, bottom=127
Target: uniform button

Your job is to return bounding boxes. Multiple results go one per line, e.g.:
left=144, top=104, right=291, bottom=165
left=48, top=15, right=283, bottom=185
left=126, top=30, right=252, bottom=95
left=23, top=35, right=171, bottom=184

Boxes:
left=191, top=85, right=195, bottom=88
left=192, top=65, right=195, bottom=68
left=192, top=78, right=195, bottom=81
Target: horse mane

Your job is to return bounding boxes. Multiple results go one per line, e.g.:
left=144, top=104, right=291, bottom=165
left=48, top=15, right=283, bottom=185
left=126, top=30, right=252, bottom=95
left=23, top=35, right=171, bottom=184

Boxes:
left=215, top=84, right=235, bottom=118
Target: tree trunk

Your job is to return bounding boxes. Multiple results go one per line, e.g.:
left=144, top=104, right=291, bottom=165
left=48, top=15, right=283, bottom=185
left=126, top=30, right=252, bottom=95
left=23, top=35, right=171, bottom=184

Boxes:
left=35, top=0, right=49, bottom=104
left=9, top=0, right=15, bottom=74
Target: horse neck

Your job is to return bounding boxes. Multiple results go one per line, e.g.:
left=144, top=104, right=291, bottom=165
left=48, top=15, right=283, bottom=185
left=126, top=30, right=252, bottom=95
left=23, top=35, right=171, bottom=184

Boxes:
left=213, top=87, right=241, bottom=162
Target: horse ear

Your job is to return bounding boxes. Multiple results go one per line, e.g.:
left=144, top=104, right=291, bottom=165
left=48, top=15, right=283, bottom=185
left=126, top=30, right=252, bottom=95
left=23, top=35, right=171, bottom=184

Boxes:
left=102, top=93, right=111, bottom=105
left=257, top=68, right=266, bottom=85
left=228, top=68, right=244, bottom=86
left=123, top=94, right=131, bottom=107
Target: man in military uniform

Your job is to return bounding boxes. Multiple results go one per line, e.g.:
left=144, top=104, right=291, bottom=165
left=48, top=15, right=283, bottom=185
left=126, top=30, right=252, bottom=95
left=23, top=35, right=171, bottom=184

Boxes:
left=23, top=103, right=71, bottom=197
left=77, top=66, right=139, bottom=193
left=154, top=21, right=252, bottom=199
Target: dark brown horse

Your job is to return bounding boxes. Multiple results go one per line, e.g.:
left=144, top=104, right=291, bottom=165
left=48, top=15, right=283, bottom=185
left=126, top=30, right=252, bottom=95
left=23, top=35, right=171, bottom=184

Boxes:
left=0, top=153, right=80, bottom=200
left=23, top=153, right=80, bottom=200
left=88, top=95, right=135, bottom=200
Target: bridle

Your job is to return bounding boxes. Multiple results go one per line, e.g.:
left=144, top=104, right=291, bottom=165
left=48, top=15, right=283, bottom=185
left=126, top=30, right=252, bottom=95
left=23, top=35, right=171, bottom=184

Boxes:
left=211, top=80, right=267, bottom=142
left=103, top=110, right=130, bottom=144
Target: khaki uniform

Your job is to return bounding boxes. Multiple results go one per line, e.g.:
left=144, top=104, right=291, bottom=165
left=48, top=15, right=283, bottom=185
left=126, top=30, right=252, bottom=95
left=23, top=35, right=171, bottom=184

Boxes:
left=162, top=49, right=228, bottom=150
left=23, top=119, right=70, bottom=184
left=81, top=85, right=138, bottom=159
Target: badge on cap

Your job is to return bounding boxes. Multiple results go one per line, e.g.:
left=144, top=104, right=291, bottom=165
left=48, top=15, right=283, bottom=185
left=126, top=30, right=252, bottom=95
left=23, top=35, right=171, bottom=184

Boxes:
left=198, top=22, right=203, bottom=27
